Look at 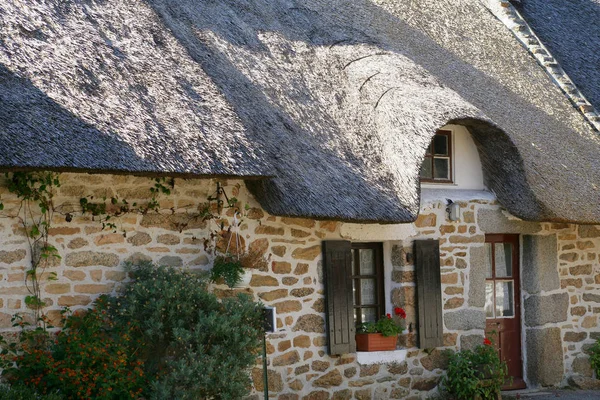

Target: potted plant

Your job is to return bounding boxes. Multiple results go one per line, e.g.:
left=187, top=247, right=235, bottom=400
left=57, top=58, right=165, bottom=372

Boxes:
left=356, top=307, right=406, bottom=351
left=210, top=247, right=269, bottom=288
left=442, top=338, right=508, bottom=400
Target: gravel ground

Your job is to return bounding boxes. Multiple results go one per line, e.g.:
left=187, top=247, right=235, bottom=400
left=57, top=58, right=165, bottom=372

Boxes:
left=503, top=390, right=600, bottom=399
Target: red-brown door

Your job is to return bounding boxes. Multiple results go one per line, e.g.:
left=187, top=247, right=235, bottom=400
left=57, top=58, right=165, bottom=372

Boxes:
left=484, top=234, right=526, bottom=390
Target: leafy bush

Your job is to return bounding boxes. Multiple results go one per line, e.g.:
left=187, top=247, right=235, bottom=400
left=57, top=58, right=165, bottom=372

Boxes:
left=588, top=337, right=600, bottom=378
left=0, top=383, right=62, bottom=399
left=1, top=302, right=145, bottom=399
left=442, top=338, right=508, bottom=400
left=109, top=262, right=264, bottom=400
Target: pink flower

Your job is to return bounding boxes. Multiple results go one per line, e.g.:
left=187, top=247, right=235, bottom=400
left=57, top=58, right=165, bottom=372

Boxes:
left=394, top=307, right=407, bottom=319
left=483, top=338, right=492, bottom=346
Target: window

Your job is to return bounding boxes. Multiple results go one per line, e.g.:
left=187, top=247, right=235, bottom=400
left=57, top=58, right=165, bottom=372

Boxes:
left=351, top=243, right=384, bottom=326
left=323, top=240, right=443, bottom=354
left=420, top=130, right=453, bottom=183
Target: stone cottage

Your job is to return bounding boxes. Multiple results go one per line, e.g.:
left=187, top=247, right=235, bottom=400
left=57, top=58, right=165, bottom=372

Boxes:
left=0, top=0, right=599, bottom=398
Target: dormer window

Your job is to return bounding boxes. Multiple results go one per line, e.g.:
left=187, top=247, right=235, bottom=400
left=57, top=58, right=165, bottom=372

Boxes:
left=420, top=130, right=453, bottom=183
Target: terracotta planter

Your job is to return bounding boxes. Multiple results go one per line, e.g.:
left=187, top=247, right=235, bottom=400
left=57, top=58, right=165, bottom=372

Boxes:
left=355, top=333, right=397, bottom=351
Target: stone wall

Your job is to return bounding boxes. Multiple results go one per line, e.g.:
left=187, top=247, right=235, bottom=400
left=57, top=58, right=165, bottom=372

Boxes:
left=0, top=173, right=598, bottom=398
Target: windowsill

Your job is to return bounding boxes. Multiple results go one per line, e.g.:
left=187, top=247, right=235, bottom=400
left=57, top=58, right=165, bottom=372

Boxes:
left=356, top=349, right=407, bottom=365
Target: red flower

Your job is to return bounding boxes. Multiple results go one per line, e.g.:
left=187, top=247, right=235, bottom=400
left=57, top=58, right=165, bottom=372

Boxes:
left=386, top=313, right=391, bottom=319
left=483, top=338, right=492, bottom=346
left=394, top=307, right=407, bottom=319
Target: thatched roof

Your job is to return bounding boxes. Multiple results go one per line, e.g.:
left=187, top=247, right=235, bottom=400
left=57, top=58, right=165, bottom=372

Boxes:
left=515, top=0, right=600, bottom=111
left=1, top=0, right=599, bottom=224
left=0, top=0, right=269, bottom=177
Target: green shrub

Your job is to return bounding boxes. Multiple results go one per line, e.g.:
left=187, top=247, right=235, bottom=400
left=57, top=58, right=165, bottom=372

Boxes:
left=442, top=339, right=508, bottom=400
left=109, top=262, right=264, bottom=400
left=1, top=302, right=145, bottom=399
left=588, top=337, right=600, bottom=378
left=0, top=383, right=62, bottom=399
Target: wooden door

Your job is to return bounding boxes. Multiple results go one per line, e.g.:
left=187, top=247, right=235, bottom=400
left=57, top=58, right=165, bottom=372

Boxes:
left=484, top=234, right=525, bottom=390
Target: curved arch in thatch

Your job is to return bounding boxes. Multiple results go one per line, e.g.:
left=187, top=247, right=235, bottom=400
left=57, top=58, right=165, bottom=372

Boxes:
left=446, top=118, right=547, bottom=221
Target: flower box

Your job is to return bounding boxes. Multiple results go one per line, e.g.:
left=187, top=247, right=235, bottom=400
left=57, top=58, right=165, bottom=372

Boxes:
left=356, top=333, right=397, bottom=352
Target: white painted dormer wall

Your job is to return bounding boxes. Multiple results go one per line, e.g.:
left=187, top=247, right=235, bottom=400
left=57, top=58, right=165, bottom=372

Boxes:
left=421, top=124, right=486, bottom=191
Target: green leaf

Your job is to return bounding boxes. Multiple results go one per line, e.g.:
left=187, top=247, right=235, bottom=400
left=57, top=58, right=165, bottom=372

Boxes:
left=0, top=202, right=4, bottom=211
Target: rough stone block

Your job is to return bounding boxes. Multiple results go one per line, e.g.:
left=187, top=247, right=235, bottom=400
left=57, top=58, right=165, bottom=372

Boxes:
left=156, top=234, right=180, bottom=245
left=255, top=225, right=284, bottom=235
left=572, top=356, right=593, bottom=377
left=271, top=245, right=286, bottom=257
left=526, top=327, right=563, bottom=387
left=313, top=370, right=342, bottom=387
left=58, top=295, right=92, bottom=306
left=468, top=245, right=487, bottom=307
left=65, top=251, right=119, bottom=267
left=522, top=235, right=559, bottom=294
left=411, top=377, right=439, bottom=391
left=272, top=261, right=292, bottom=274
left=94, top=233, right=125, bottom=245
left=273, top=350, right=300, bottom=366
left=293, top=314, right=325, bottom=333
left=460, top=334, right=484, bottom=350
left=273, top=300, right=302, bottom=313
left=578, top=225, right=600, bottom=239
left=420, top=349, right=451, bottom=371
left=415, top=213, right=436, bottom=228
left=250, top=275, right=279, bottom=287
left=258, top=289, right=288, bottom=301
left=158, top=256, right=183, bottom=267
left=444, top=309, right=485, bottom=330
left=478, top=209, right=540, bottom=234
left=74, top=283, right=115, bottom=294
left=524, top=293, right=569, bottom=327
left=583, top=293, right=600, bottom=303
left=0, top=249, right=26, bottom=264
left=67, top=238, right=89, bottom=249
left=291, top=245, right=321, bottom=261
left=251, top=368, right=283, bottom=392
left=564, top=332, right=587, bottom=342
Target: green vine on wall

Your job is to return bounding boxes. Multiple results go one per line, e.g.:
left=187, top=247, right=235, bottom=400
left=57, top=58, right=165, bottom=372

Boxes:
left=0, top=172, right=60, bottom=325
left=0, top=173, right=250, bottom=322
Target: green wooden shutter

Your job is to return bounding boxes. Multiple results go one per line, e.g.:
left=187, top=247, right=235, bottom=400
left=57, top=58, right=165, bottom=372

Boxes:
left=415, top=239, right=443, bottom=349
left=323, top=240, right=355, bottom=355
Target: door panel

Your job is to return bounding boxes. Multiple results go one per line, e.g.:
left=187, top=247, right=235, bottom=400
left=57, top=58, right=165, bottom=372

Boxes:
left=484, top=234, right=525, bottom=390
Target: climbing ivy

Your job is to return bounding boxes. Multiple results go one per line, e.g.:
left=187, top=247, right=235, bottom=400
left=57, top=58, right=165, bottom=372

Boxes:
left=0, top=172, right=61, bottom=324
left=0, top=173, right=248, bottom=321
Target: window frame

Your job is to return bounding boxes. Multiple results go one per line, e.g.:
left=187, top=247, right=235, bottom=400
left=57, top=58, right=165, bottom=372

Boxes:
left=420, top=130, right=453, bottom=184
left=351, top=242, right=385, bottom=327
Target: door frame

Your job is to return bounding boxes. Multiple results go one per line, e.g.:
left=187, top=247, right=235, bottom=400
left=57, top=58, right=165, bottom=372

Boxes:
left=484, top=234, right=526, bottom=390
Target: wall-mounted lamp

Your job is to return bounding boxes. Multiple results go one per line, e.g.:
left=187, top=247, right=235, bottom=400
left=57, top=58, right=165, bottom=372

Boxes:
left=446, top=199, right=461, bottom=221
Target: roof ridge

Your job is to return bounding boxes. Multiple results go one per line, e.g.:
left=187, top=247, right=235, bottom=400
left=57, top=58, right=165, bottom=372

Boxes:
left=480, top=0, right=600, bottom=132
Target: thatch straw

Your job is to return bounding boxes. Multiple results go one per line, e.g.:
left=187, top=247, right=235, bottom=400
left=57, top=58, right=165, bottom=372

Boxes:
left=1, top=0, right=598, bottom=223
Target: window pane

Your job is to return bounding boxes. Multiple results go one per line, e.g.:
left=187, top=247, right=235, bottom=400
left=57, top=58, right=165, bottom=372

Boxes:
left=494, top=243, right=513, bottom=278
left=485, top=282, right=494, bottom=318
left=434, top=134, right=448, bottom=155
left=360, top=279, right=376, bottom=305
left=352, top=249, right=356, bottom=275
left=495, top=281, right=514, bottom=317
left=434, top=158, right=449, bottom=180
left=359, top=249, right=375, bottom=275
left=420, top=157, right=432, bottom=179
left=362, top=308, right=377, bottom=324
left=485, top=243, right=493, bottom=278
